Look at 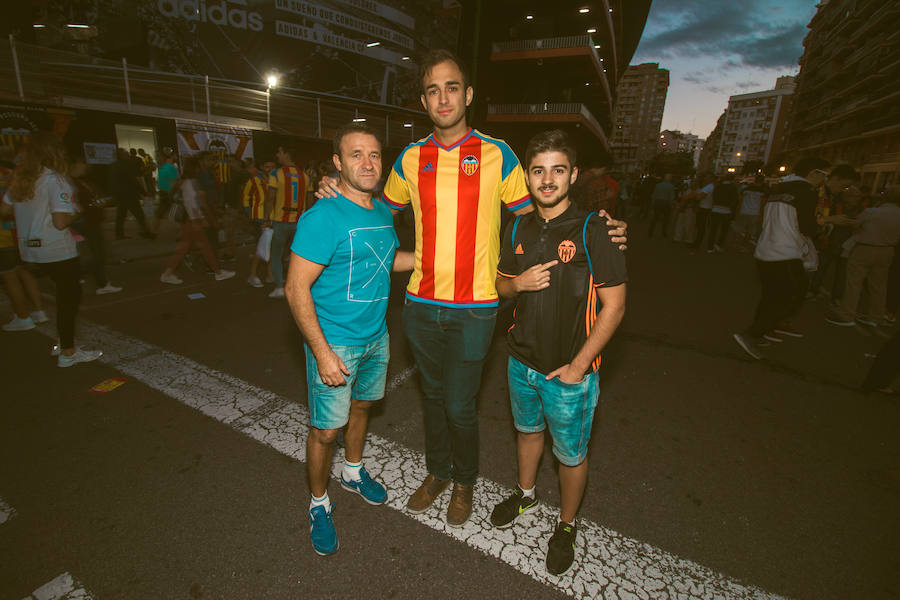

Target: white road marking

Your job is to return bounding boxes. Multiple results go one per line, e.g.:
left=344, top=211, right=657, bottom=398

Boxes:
left=28, top=316, right=787, bottom=599
left=0, top=494, right=16, bottom=525
left=25, top=572, right=94, bottom=600
left=2, top=491, right=92, bottom=599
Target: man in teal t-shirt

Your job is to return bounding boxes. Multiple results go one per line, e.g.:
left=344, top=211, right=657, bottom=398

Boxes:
left=285, top=123, right=412, bottom=557
left=153, top=151, right=180, bottom=233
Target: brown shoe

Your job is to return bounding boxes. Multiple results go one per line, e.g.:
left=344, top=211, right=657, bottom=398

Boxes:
left=446, top=483, right=473, bottom=527
left=406, top=474, right=450, bottom=514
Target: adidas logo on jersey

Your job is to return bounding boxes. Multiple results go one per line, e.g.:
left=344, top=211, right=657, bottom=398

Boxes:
left=421, top=162, right=436, bottom=173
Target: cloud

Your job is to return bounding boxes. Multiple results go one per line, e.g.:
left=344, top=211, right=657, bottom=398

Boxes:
left=739, top=24, right=808, bottom=68
left=682, top=71, right=712, bottom=84
left=735, top=80, right=761, bottom=90
left=634, top=0, right=811, bottom=69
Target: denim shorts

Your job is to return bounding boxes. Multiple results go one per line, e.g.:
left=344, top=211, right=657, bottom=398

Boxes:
left=305, top=331, right=389, bottom=430
left=507, top=355, right=600, bottom=466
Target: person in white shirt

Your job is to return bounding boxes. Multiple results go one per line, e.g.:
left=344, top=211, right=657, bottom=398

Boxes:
left=0, top=131, right=102, bottom=367
left=733, top=158, right=830, bottom=359
left=160, top=156, right=236, bottom=285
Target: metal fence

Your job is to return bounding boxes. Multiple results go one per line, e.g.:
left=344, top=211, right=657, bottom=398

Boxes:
left=0, top=36, right=431, bottom=147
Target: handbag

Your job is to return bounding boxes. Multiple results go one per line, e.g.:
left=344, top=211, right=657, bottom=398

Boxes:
left=168, top=201, right=187, bottom=224
left=256, top=227, right=274, bottom=262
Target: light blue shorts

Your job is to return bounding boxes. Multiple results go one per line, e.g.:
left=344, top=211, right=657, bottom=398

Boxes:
left=305, top=331, right=389, bottom=430
left=507, top=355, right=600, bottom=466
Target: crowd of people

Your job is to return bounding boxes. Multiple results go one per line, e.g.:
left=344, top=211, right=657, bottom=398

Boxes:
left=1, top=46, right=897, bottom=577
left=623, top=160, right=900, bottom=389
left=1, top=49, right=633, bottom=577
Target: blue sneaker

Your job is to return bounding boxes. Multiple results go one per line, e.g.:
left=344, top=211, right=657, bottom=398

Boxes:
left=308, top=505, right=338, bottom=556
left=340, top=466, right=387, bottom=505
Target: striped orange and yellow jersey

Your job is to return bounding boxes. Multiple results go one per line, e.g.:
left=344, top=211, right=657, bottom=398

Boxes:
left=382, top=128, right=531, bottom=308
left=242, top=170, right=267, bottom=221
left=267, top=166, right=309, bottom=224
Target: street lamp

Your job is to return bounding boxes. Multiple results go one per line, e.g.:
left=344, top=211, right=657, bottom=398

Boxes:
left=265, top=73, right=279, bottom=130
left=779, top=165, right=786, bottom=172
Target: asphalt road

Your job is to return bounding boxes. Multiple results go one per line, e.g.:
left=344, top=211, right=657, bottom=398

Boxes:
left=1, top=215, right=898, bottom=600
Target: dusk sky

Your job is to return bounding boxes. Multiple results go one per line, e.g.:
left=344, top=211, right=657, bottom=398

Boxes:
left=632, top=0, right=819, bottom=141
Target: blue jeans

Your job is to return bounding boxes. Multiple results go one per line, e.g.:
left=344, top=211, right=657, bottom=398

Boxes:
left=304, top=331, right=389, bottom=430
left=507, top=356, right=599, bottom=466
left=271, top=221, right=296, bottom=287
left=402, top=299, right=497, bottom=485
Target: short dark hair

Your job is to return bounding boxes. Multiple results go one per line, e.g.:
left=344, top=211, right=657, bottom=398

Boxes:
left=524, top=129, right=577, bottom=170
left=829, top=163, right=859, bottom=181
left=332, top=122, right=382, bottom=156
left=419, top=49, right=470, bottom=94
left=277, top=141, right=300, bottom=162
left=792, top=157, right=831, bottom=177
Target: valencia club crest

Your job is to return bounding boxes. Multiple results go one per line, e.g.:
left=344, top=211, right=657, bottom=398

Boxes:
left=460, top=155, right=479, bottom=176
left=558, top=240, right=576, bottom=263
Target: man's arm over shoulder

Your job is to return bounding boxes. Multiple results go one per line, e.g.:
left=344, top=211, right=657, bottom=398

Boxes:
left=381, top=146, right=413, bottom=210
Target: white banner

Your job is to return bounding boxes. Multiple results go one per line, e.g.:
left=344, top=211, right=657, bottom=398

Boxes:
left=83, top=142, right=117, bottom=165
left=275, top=0, right=414, bottom=50
left=275, top=21, right=411, bottom=67
left=332, top=0, right=414, bottom=29
left=175, top=122, right=254, bottom=183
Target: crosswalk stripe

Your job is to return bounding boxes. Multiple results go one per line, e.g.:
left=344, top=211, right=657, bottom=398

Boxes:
left=25, top=572, right=94, bottom=600
left=26, top=315, right=787, bottom=599
left=2, top=492, right=92, bottom=598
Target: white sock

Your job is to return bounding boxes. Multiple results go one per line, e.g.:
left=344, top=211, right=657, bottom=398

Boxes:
left=342, top=460, right=362, bottom=482
left=519, top=484, right=536, bottom=499
left=310, top=492, right=331, bottom=513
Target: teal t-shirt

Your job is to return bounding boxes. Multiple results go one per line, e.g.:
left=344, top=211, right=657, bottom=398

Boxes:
left=291, top=194, right=398, bottom=345
left=157, top=162, right=179, bottom=192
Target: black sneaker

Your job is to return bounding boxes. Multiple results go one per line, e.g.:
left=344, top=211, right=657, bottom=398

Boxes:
left=546, top=520, right=577, bottom=576
left=490, top=487, right=539, bottom=528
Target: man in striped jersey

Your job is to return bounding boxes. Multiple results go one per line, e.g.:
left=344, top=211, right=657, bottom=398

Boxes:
left=320, top=49, right=627, bottom=527
left=244, top=158, right=275, bottom=288
left=264, top=144, right=310, bottom=299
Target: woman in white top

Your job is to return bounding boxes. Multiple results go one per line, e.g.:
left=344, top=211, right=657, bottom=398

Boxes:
left=160, top=156, right=234, bottom=284
left=0, top=132, right=102, bottom=367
